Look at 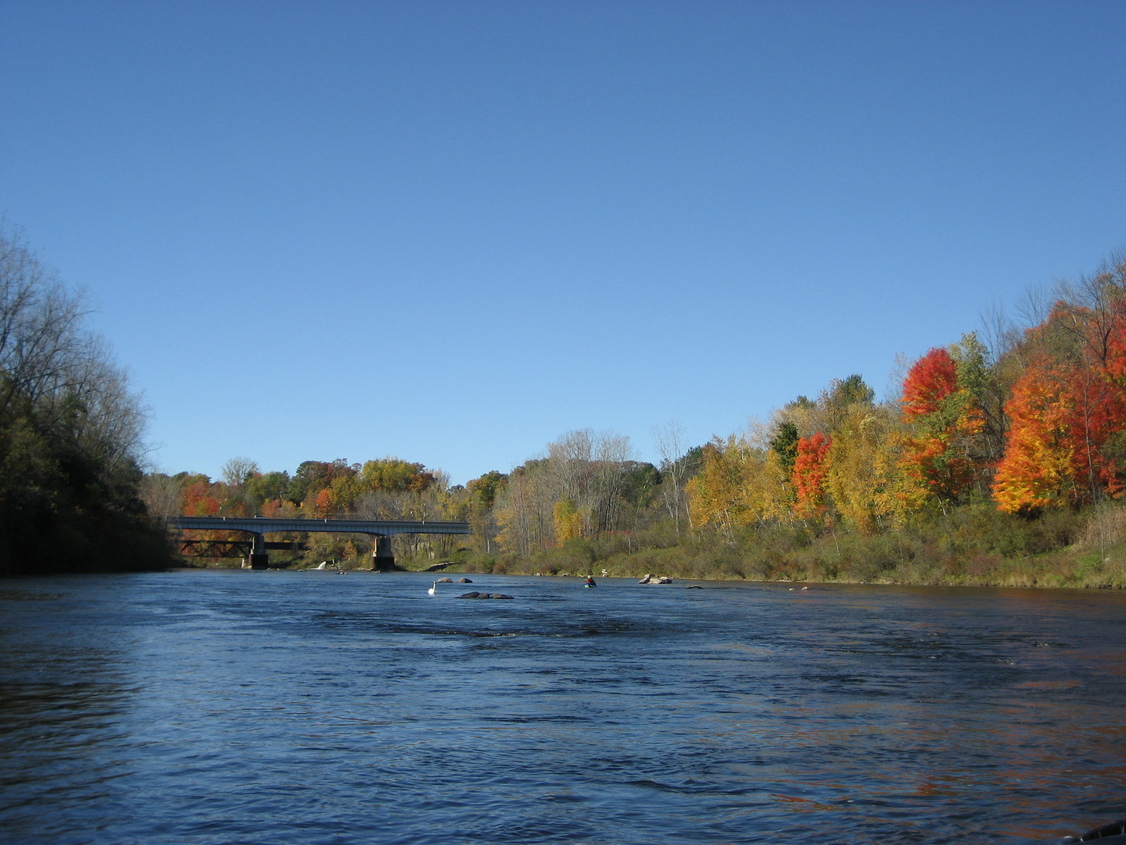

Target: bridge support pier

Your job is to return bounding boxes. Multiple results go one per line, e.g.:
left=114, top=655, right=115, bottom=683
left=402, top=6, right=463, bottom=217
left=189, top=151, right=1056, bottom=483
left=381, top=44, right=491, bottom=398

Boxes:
left=371, top=535, right=395, bottom=571
left=245, top=533, right=269, bottom=570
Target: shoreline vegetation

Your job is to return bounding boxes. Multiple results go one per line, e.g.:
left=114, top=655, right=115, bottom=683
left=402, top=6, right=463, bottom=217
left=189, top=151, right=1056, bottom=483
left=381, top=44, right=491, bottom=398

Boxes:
left=155, top=252, right=1126, bottom=591
left=443, top=501, right=1126, bottom=590
left=5, top=226, right=1126, bottom=588
left=175, top=499, right=1126, bottom=591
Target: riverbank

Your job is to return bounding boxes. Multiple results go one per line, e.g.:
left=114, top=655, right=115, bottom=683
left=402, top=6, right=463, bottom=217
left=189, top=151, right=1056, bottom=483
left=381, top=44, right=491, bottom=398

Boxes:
left=172, top=502, right=1126, bottom=590
left=447, top=545, right=1126, bottom=589
left=435, top=503, right=1126, bottom=590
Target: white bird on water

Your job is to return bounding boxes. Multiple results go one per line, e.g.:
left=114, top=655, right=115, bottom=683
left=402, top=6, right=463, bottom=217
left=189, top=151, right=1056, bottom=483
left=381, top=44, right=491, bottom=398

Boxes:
left=428, top=581, right=438, bottom=596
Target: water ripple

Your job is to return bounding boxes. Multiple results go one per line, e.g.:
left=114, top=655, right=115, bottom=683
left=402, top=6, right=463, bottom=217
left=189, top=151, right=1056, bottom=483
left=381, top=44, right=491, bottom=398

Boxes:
left=1, top=573, right=1124, bottom=843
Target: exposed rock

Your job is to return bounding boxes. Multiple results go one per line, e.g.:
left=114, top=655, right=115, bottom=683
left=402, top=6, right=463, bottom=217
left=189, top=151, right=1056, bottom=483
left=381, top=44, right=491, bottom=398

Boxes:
left=457, top=591, right=514, bottom=600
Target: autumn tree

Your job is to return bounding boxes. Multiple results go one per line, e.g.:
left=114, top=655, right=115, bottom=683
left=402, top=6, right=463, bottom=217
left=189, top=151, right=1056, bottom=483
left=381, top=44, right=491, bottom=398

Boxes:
left=464, top=470, right=507, bottom=553
left=791, top=432, right=832, bottom=520
left=899, top=346, right=984, bottom=507
left=359, top=458, right=438, bottom=493
left=289, top=459, right=355, bottom=507
left=495, top=462, right=555, bottom=557
left=825, top=404, right=907, bottom=534
left=686, top=439, right=746, bottom=540
left=312, top=487, right=336, bottom=517
left=818, top=374, right=875, bottom=434
left=245, top=470, right=292, bottom=512
left=992, top=358, right=1078, bottom=513
left=181, top=475, right=221, bottom=516
left=686, top=435, right=789, bottom=538
left=354, top=458, right=441, bottom=521
left=902, top=348, right=958, bottom=418
left=553, top=497, right=583, bottom=544
left=992, top=313, right=1126, bottom=513
left=993, top=266, right=1126, bottom=514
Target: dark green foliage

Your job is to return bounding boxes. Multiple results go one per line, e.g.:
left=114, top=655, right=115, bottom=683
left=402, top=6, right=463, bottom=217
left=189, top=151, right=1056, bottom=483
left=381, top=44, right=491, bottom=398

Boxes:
left=0, top=229, right=172, bottom=575
left=769, top=421, right=800, bottom=475
left=618, top=461, right=660, bottom=507
left=0, top=393, right=169, bottom=574
left=467, top=470, right=507, bottom=509
left=679, top=446, right=706, bottom=480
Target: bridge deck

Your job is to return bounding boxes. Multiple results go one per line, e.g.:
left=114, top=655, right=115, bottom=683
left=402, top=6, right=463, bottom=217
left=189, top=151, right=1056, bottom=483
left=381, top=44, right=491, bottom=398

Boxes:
left=168, top=516, right=471, bottom=536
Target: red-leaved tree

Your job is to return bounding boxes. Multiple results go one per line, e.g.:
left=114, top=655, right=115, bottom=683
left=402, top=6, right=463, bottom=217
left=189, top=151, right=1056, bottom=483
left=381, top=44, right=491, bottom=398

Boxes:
left=792, top=432, right=832, bottom=520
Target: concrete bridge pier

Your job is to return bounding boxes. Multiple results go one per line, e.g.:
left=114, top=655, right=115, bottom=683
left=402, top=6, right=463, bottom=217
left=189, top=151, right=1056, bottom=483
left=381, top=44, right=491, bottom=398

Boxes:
left=245, top=533, right=269, bottom=570
left=371, top=535, right=395, bottom=571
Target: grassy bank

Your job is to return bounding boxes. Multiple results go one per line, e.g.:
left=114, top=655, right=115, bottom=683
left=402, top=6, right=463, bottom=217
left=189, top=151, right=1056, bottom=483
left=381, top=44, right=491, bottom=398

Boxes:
left=427, top=503, right=1126, bottom=589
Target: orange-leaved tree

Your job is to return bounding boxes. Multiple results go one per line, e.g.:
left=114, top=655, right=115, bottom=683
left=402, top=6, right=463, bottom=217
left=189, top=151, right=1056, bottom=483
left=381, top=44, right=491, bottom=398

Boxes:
left=992, top=357, right=1077, bottom=513
left=902, top=347, right=959, bottom=418
left=312, top=487, right=336, bottom=517
left=994, top=289, right=1126, bottom=513
left=182, top=477, right=220, bottom=516
left=900, top=347, right=985, bottom=507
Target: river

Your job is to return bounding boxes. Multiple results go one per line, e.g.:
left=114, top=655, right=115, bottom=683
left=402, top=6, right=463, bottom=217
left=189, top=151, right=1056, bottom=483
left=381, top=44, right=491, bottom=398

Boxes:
left=0, top=570, right=1123, bottom=844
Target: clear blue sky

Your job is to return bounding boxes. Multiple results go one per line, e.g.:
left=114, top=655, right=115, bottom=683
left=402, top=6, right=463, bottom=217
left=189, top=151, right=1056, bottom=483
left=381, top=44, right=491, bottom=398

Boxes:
left=2, top=1, right=1124, bottom=485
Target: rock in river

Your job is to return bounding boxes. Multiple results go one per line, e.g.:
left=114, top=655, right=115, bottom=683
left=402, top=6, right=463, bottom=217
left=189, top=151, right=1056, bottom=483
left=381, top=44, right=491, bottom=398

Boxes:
left=457, top=591, right=514, bottom=600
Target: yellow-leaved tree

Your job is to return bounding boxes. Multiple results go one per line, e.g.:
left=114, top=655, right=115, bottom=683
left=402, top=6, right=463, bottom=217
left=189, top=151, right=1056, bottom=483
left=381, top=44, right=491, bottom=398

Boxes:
left=686, top=436, right=790, bottom=539
left=553, top=497, right=583, bottom=544
left=826, top=405, right=910, bottom=534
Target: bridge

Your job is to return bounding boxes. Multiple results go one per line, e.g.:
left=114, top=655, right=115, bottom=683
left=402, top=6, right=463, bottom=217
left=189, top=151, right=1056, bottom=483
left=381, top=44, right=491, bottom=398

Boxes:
left=168, top=516, right=472, bottom=570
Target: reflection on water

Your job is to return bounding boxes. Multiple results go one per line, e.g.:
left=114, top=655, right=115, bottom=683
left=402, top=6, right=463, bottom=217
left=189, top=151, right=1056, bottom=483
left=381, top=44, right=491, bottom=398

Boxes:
left=1, top=572, right=1124, bottom=844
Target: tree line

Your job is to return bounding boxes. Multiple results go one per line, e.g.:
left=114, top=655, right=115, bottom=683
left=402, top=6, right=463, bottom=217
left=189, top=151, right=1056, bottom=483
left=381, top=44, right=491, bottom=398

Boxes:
left=6, top=218, right=1122, bottom=585
left=152, top=253, right=1126, bottom=585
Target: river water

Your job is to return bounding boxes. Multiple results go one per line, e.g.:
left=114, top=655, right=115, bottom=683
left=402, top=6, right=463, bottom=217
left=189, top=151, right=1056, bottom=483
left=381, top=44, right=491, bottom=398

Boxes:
left=0, top=571, right=1123, bottom=844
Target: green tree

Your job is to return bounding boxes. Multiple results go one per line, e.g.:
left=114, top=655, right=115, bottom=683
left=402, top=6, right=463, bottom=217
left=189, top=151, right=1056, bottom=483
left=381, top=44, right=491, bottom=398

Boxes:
left=0, top=226, right=170, bottom=574
left=245, top=470, right=291, bottom=512
left=769, top=421, right=800, bottom=476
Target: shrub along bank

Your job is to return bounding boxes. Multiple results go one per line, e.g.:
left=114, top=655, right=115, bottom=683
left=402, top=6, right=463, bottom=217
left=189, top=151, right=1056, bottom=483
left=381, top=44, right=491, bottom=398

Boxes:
left=436, top=503, right=1126, bottom=590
